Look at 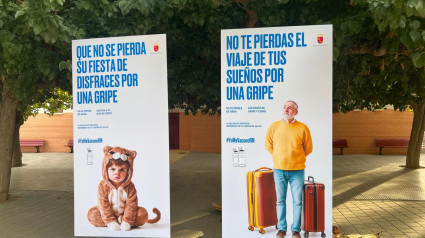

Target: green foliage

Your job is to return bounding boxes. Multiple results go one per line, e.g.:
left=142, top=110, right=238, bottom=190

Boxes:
left=80, top=0, right=246, bottom=114
left=332, top=0, right=425, bottom=112
left=0, top=0, right=81, bottom=119
left=413, top=52, right=425, bottom=67
left=18, top=88, right=72, bottom=121
left=34, top=88, right=72, bottom=115
left=1, top=0, right=425, bottom=117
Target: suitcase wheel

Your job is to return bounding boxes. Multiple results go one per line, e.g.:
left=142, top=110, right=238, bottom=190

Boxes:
left=248, top=226, right=254, bottom=231
left=304, top=231, right=309, bottom=238
left=259, top=228, right=265, bottom=234
left=321, top=232, right=326, bottom=238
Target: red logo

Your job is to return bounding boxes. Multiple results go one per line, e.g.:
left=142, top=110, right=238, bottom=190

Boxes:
left=154, top=43, right=159, bottom=52
left=317, top=34, right=323, bottom=44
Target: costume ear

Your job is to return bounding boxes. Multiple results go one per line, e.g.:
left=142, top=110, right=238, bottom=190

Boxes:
left=103, top=146, right=112, bottom=154
left=130, top=150, right=137, bottom=159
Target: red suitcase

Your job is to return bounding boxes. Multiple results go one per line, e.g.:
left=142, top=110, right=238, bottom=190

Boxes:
left=247, top=167, right=277, bottom=234
left=302, top=176, right=325, bottom=238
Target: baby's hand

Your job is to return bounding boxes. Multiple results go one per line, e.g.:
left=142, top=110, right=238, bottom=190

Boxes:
left=120, top=221, right=131, bottom=231
left=107, top=221, right=121, bottom=231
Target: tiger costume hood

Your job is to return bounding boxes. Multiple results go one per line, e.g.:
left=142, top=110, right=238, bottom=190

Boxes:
left=87, top=145, right=161, bottom=229
left=101, top=145, right=137, bottom=189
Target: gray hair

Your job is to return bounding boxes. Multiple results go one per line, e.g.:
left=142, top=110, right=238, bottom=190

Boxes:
left=285, top=100, right=298, bottom=110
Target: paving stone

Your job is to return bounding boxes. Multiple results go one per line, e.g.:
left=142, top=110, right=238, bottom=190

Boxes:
left=0, top=151, right=222, bottom=238
left=2, top=153, right=425, bottom=237
left=333, top=154, right=425, bottom=237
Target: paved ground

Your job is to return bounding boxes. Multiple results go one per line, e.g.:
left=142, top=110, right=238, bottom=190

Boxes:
left=333, top=154, right=425, bottom=238
left=0, top=151, right=221, bottom=238
left=1, top=152, right=425, bottom=237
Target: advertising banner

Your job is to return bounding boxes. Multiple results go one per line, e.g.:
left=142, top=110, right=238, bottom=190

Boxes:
left=221, top=25, right=333, bottom=237
left=72, top=35, right=170, bottom=237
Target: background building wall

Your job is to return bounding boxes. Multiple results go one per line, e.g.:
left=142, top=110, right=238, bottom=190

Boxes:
left=333, top=109, right=413, bottom=155
left=179, top=112, right=192, bottom=151
left=179, top=112, right=221, bottom=153
left=20, top=113, right=73, bottom=153
left=19, top=109, right=414, bottom=154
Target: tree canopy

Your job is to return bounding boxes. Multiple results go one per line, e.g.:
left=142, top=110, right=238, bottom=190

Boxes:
left=331, top=0, right=425, bottom=168
left=3, top=0, right=425, bottom=130
left=333, top=0, right=425, bottom=112
left=0, top=0, right=82, bottom=201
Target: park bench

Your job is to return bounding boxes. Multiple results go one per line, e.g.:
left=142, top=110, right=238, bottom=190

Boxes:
left=375, top=138, right=409, bottom=155
left=20, top=139, right=45, bottom=153
left=333, top=139, right=349, bottom=155
left=65, top=139, right=74, bottom=153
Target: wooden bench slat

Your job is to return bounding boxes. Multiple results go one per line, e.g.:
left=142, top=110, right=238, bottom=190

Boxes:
left=333, top=139, right=349, bottom=155
left=20, top=139, right=45, bottom=153
left=375, top=138, right=409, bottom=155
left=64, top=139, right=73, bottom=153
left=20, top=142, right=45, bottom=146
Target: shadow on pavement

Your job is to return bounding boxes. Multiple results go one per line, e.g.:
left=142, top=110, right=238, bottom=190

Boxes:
left=170, top=151, right=222, bottom=238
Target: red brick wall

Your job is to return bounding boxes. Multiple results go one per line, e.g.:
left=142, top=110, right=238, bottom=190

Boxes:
left=19, top=110, right=414, bottom=154
left=179, top=112, right=192, bottom=151
left=179, top=112, right=221, bottom=153
left=333, top=109, right=413, bottom=155
left=20, top=113, right=73, bottom=153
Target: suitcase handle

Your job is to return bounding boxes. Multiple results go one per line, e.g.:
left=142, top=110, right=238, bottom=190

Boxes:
left=307, top=176, right=315, bottom=183
left=255, top=167, right=272, bottom=171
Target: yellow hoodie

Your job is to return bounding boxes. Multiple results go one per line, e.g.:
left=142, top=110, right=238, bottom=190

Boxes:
left=265, top=120, right=313, bottom=170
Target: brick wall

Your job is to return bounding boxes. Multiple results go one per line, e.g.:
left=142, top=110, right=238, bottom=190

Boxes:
left=178, top=112, right=192, bottom=151
left=19, top=109, right=414, bottom=154
left=20, top=113, right=73, bottom=153
left=179, top=112, right=221, bottom=153
left=333, top=109, right=413, bottom=155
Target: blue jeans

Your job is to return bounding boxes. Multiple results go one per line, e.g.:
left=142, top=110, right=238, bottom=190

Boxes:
left=273, top=169, right=304, bottom=232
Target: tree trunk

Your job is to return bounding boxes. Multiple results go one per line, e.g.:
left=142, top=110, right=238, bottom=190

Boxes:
left=236, top=0, right=258, bottom=28
left=0, top=79, right=19, bottom=202
left=12, top=111, right=24, bottom=167
left=406, top=102, right=425, bottom=169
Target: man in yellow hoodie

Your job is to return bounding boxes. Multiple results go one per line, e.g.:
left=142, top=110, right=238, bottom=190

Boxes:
left=265, top=100, right=313, bottom=238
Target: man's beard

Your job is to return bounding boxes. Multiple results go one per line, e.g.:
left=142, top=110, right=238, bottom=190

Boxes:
left=283, top=114, right=294, bottom=121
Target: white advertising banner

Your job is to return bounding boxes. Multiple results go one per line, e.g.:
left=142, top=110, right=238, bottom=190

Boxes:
left=72, top=35, right=170, bottom=237
left=221, top=25, right=333, bottom=237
